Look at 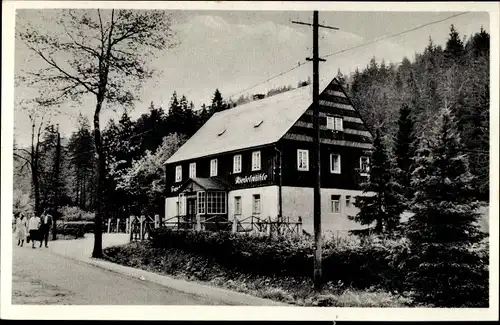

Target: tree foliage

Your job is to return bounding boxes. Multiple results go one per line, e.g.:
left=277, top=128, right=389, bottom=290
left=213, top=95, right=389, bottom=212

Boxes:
left=116, top=133, right=186, bottom=215
left=350, top=130, right=405, bottom=233
left=18, top=8, right=176, bottom=257
left=405, top=108, right=485, bottom=306
left=348, top=25, right=489, bottom=199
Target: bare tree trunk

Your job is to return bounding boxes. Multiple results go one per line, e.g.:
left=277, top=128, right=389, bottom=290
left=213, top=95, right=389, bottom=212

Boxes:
left=82, top=173, right=86, bottom=210
left=31, top=123, right=41, bottom=217
left=52, top=127, right=61, bottom=240
left=92, top=99, right=104, bottom=258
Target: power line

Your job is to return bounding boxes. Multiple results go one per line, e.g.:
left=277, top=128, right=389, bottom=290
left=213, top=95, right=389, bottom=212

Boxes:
left=322, top=12, right=469, bottom=59
left=228, top=11, right=469, bottom=100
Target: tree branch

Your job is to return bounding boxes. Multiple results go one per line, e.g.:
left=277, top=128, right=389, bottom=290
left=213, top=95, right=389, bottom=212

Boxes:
left=25, top=43, right=98, bottom=96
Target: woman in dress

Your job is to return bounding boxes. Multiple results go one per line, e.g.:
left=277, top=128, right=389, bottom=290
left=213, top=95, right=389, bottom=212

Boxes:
left=16, top=212, right=27, bottom=247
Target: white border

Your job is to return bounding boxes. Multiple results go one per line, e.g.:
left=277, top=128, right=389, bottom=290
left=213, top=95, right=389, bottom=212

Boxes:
left=2, top=1, right=499, bottom=321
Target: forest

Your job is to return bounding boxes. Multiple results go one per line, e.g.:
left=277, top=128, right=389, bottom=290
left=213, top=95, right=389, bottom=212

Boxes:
left=13, top=24, right=489, bottom=224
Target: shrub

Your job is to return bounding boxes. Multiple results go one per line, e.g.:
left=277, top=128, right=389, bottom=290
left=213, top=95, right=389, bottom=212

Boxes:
left=149, top=228, right=410, bottom=290
left=56, top=222, right=86, bottom=239
left=60, top=205, right=95, bottom=221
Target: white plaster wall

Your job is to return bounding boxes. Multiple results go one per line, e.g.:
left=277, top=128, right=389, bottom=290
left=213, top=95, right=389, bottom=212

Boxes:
left=228, top=186, right=279, bottom=221
left=281, top=186, right=366, bottom=236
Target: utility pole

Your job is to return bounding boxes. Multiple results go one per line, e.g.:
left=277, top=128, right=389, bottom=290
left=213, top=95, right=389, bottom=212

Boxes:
left=292, top=11, right=338, bottom=290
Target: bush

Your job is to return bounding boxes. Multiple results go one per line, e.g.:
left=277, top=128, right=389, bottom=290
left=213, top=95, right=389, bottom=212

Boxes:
left=405, top=242, right=489, bottom=307
left=60, top=205, right=95, bottom=222
left=149, top=228, right=410, bottom=290
left=56, top=222, right=86, bottom=239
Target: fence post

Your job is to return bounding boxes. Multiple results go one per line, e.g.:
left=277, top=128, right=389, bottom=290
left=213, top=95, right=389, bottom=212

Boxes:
left=298, top=216, right=303, bottom=236
left=129, top=216, right=134, bottom=241
left=266, top=216, right=272, bottom=237
left=232, top=217, right=237, bottom=233
left=140, top=215, right=144, bottom=240
left=154, top=214, right=160, bottom=229
left=196, top=214, right=201, bottom=231
left=107, top=218, right=111, bottom=233
left=116, top=218, right=120, bottom=233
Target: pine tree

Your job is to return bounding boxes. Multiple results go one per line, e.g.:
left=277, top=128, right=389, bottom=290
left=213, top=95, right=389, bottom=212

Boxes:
left=395, top=104, right=416, bottom=203
left=211, top=89, right=228, bottom=113
left=444, top=24, right=465, bottom=67
left=406, top=109, right=486, bottom=307
left=350, top=130, right=404, bottom=233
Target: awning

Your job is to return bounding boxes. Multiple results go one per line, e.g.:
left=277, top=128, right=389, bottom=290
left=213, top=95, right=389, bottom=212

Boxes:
left=176, top=177, right=229, bottom=194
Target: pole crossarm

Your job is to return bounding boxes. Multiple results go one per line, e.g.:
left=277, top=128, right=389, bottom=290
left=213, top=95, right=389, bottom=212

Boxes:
left=292, top=21, right=339, bottom=30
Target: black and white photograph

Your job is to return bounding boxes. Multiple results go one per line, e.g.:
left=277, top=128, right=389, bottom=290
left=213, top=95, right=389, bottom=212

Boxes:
left=1, top=0, right=498, bottom=321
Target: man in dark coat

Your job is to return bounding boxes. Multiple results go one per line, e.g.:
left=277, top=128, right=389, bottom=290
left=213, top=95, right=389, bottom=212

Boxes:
left=39, top=209, right=53, bottom=248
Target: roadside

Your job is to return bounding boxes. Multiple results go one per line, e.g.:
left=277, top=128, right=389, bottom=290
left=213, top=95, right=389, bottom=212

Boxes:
left=12, top=240, right=227, bottom=305
left=102, top=240, right=414, bottom=307
left=23, top=234, right=286, bottom=306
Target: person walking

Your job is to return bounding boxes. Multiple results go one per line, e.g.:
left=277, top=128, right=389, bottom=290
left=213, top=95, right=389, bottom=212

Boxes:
left=16, top=213, right=27, bottom=247
left=39, top=209, right=53, bottom=248
left=27, top=212, right=41, bottom=249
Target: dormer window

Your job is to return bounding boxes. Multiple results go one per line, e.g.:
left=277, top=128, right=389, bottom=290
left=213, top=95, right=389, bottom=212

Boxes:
left=254, top=120, right=263, bottom=128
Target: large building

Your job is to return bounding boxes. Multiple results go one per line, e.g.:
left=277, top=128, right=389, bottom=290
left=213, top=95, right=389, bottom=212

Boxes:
left=164, top=78, right=373, bottom=234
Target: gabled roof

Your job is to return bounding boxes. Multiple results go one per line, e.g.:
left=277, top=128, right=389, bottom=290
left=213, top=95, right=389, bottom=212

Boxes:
left=165, top=80, right=333, bottom=164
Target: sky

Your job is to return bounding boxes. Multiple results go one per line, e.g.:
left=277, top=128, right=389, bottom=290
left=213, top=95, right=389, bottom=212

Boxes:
left=13, top=9, right=490, bottom=147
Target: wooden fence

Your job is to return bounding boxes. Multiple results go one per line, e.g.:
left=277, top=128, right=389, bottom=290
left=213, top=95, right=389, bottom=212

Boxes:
left=162, top=215, right=303, bottom=238
left=110, top=214, right=304, bottom=242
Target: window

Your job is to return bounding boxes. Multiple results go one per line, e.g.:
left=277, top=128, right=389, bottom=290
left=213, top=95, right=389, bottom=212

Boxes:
left=175, top=165, right=182, bottom=182
left=189, top=162, right=196, bottom=178
left=297, top=149, right=309, bottom=171
left=207, top=191, right=226, bottom=214
left=326, top=115, right=335, bottom=130
left=252, top=151, right=261, bottom=171
left=233, top=154, right=242, bottom=174
left=210, top=159, right=218, bottom=176
left=360, top=156, right=370, bottom=176
left=197, top=191, right=206, bottom=214
left=331, top=195, right=340, bottom=214
left=234, top=196, right=242, bottom=215
left=334, top=117, right=344, bottom=131
left=346, top=195, right=351, bottom=208
left=326, top=115, right=343, bottom=131
left=252, top=194, right=261, bottom=215
left=330, top=154, right=341, bottom=174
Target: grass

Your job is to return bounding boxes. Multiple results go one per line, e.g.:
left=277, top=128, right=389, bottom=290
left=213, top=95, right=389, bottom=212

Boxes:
left=103, top=241, right=415, bottom=307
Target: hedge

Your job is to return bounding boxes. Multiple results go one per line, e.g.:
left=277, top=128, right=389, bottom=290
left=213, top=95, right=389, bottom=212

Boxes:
left=56, top=221, right=102, bottom=238
left=149, top=228, right=410, bottom=291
